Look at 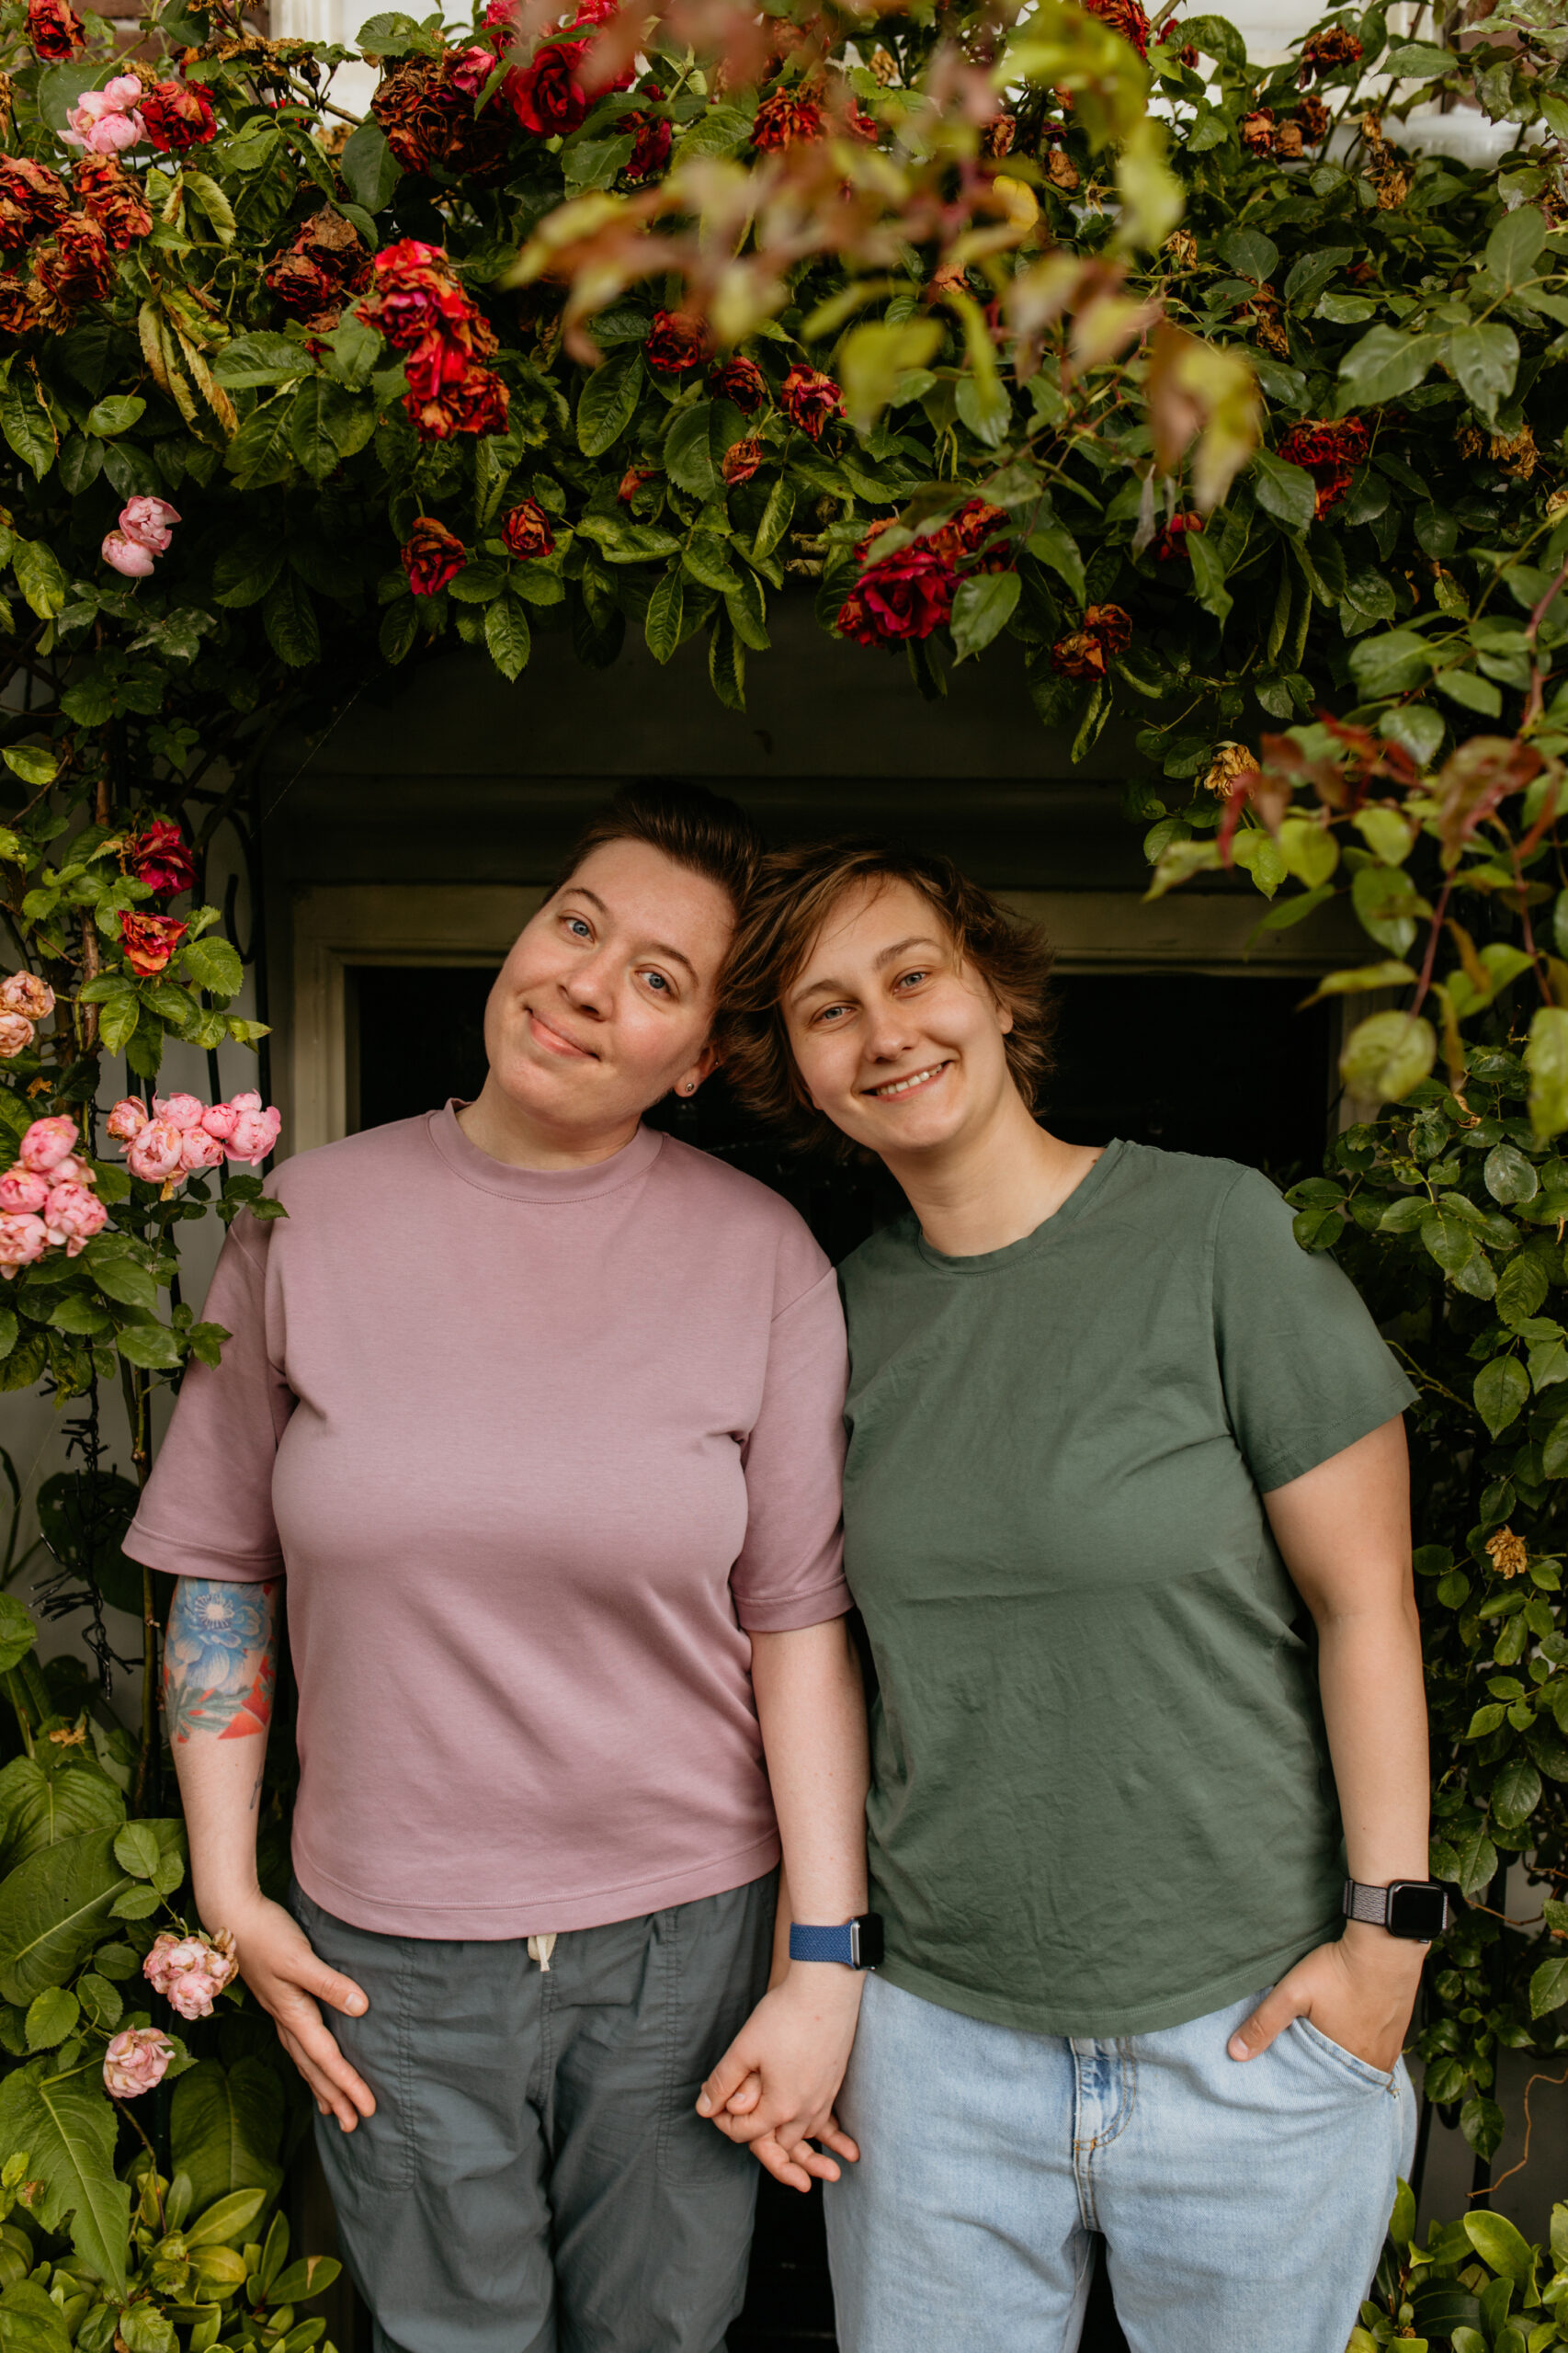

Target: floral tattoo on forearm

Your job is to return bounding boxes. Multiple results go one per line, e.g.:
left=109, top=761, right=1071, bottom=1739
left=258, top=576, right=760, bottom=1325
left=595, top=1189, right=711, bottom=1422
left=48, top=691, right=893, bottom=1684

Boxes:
left=164, top=1577, right=279, bottom=1747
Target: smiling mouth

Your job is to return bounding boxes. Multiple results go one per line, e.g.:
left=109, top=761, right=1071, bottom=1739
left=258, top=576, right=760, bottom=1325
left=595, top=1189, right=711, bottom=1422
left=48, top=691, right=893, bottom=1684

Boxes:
left=527, top=1007, right=596, bottom=1060
left=865, top=1061, right=950, bottom=1100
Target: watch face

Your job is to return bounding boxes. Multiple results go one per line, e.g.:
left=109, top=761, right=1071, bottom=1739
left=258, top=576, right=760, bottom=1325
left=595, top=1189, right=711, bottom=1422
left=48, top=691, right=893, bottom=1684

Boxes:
left=855, top=1915, right=885, bottom=1969
left=1387, top=1882, right=1449, bottom=1940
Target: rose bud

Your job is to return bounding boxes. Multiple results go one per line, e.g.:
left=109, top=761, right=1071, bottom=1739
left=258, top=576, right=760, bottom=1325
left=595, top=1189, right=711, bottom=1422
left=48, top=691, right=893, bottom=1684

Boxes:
left=199, top=1101, right=238, bottom=1141
left=153, top=1092, right=205, bottom=1131
left=0, top=1015, right=34, bottom=1059
left=102, top=531, right=155, bottom=579
left=19, top=1115, right=79, bottom=1175
left=179, top=1128, right=225, bottom=1173
left=43, top=1182, right=107, bottom=1254
left=106, top=1097, right=149, bottom=1142
left=0, top=1172, right=48, bottom=1214
left=226, top=1107, right=282, bottom=1165
left=0, top=1213, right=48, bottom=1276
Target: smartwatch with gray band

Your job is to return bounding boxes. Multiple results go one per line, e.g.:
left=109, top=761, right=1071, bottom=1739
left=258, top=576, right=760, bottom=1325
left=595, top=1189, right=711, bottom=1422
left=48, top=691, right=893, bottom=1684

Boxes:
left=1342, top=1878, right=1449, bottom=1940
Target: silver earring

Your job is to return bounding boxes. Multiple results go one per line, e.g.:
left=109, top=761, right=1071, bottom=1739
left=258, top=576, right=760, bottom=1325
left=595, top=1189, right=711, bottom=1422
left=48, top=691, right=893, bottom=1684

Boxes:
left=682, top=1082, right=696, bottom=1096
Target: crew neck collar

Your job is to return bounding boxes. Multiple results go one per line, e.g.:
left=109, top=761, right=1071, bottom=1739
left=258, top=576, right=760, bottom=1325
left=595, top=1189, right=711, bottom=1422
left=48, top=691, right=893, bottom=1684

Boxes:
left=426, top=1100, right=665, bottom=1203
left=911, top=1137, right=1126, bottom=1273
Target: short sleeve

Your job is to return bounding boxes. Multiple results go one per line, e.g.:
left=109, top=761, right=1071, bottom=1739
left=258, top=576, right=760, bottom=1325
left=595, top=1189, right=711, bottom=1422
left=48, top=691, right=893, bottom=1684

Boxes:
left=122, top=1219, right=294, bottom=1584
left=1212, top=1165, right=1416, bottom=1495
left=731, top=1264, right=851, bottom=1633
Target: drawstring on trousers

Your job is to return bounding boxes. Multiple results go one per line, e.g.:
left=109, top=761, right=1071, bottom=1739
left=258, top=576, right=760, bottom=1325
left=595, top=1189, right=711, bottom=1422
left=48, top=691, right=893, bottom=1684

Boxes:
left=528, top=1933, right=558, bottom=1972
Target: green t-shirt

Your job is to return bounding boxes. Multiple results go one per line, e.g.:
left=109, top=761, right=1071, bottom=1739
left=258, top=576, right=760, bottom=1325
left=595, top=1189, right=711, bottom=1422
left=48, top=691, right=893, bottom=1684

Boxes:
left=838, top=1138, right=1416, bottom=2040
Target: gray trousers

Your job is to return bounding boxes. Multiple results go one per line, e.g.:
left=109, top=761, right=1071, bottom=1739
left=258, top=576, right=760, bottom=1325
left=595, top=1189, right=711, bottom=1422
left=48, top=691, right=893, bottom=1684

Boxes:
left=290, top=1874, right=776, bottom=2353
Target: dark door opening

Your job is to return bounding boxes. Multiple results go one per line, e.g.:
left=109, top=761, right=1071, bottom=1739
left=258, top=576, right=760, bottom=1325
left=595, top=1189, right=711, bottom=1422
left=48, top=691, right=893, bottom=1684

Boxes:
left=346, top=959, right=1333, bottom=2353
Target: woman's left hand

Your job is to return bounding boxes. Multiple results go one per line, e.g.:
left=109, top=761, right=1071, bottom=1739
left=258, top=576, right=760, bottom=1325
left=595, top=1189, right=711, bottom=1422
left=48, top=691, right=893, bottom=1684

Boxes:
left=1226, top=1923, right=1426, bottom=2073
left=697, top=1965, right=866, bottom=2191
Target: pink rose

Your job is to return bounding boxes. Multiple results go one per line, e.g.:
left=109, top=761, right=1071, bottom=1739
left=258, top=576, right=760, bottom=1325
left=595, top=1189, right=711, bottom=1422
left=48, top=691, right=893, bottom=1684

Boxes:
left=0, top=1015, right=34, bottom=1058
left=118, top=495, right=179, bottom=554
left=0, top=973, right=53, bottom=1021
left=227, top=1091, right=262, bottom=1113
left=106, top=1097, right=148, bottom=1142
left=199, top=1101, right=237, bottom=1140
left=43, top=1181, right=106, bottom=1253
left=153, top=1092, right=204, bottom=1131
left=143, top=1927, right=238, bottom=2020
left=125, top=1119, right=184, bottom=1185
left=225, top=1107, right=280, bottom=1165
left=103, top=2026, right=173, bottom=2098
left=0, top=1172, right=47, bottom=1213
left=178, top=1127, right=224, bottom=1173
left=102, top=531, right=154, bottom=578
left=20, top=1115, right=79, bottom=1173
left=51, top=1155, right=95, bottom=1188
left=0, top=1213, right=47, bottom=1276
left=62, top=75, right=145, bottom=154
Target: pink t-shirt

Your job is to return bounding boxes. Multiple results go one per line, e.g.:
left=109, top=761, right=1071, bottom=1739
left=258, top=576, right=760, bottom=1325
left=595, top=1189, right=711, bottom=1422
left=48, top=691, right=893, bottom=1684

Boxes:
left=125, top=1108, right=850, bottom=1938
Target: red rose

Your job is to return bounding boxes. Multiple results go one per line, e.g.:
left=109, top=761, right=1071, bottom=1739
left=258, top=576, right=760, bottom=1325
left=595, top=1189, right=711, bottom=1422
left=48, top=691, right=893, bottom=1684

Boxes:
left=120, top=912, right=187, bottom=978
left=501, top=498, right=555, bottom=559
left=448, top=45, right=493, bottom=97
left=623, top=109, right=671, bottom=183
left=1153, top=512, right=1204, bottom=561
left=127, top=820, right=197, bottom=899
left=138, top=80, right=217, bottom=153
left=482, top=0, right=516, bottom=47
left=711, top=355, right=767, bottom=413
left=781, top=364, right=842, bottom=442
left=402, top=517, right=466, bottom=597
left=1301, top=25, right=1362, bottom=79
left=366, top=239, right=475, bottom=347
left=752, top=88, right=824, bottom=149
left=837, top=545, right=957, bottom=647
left=25, top=0, right=84, bottom=60
left=509, top=39, right=590, bottom=135
left=1278, top=415, right=1369, bottom=517
left=35, top=211, right=114, bottom=309
left=931, top=498, right=1009, bottom=567
left=74, top=158, right=152, bottom=253
left=645, top=309, right=712, bottom=373
left=721, top=437, right=763, bottom=487
left=0, top=157, right=69, bottom=244
left=406, top=363, right=508, bottom=440
left=1083, top=602, right=1131, bottom=653
left=855, top=516, right=899, bottom=563
left=1084, top=0, right=1149, bottom=60
left=1051, top=630, right=1108, bottom=679
left=266, top=248, right=336, bottom=321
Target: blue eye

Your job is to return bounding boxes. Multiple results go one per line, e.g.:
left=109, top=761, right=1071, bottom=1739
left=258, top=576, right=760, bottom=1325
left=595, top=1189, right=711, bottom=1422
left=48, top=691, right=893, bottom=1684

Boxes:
left=566, top=917, right=591, bottom=938
left=644, top=972, right=670, bottom=993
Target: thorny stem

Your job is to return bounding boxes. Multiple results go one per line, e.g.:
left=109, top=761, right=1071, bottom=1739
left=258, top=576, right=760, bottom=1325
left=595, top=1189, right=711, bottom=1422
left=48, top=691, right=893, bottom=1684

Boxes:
left=1408, top=877, right=1454, bottom=1019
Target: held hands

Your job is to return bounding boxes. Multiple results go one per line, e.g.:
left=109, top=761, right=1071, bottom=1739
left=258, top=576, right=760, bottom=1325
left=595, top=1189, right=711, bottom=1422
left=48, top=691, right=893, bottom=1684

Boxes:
left=216, top=1890, right=376, bottom=2132
left=1227, top=1922, right=1426, bottom=2074
left=697, top=1965, right=865, bottom=2192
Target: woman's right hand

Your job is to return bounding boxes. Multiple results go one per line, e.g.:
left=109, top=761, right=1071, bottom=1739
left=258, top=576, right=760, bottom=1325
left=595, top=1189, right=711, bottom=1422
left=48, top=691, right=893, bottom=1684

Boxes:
left=217, top=1891, right=376, bottom=2131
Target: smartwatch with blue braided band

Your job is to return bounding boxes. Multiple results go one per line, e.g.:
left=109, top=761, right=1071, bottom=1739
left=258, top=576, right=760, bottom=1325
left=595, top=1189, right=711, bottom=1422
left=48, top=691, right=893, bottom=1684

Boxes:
left=788, top=1915, right=884, bottom=1969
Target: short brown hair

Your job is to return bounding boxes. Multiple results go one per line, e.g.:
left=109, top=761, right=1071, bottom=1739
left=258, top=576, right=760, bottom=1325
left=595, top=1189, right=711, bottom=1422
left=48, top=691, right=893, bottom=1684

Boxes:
left=719, top=840, right=1058, bottom=1155
left=556, top=781, right=761, bottom=915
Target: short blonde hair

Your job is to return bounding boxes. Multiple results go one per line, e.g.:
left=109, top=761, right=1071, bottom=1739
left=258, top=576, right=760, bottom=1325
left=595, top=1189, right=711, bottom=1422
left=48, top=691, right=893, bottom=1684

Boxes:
left=719, top=840, right=1059, bottom=1156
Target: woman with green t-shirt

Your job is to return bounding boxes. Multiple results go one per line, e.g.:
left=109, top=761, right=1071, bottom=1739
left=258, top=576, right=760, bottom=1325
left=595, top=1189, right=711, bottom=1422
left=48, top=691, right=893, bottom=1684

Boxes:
left=707, top=839, right=1434, bottom=2353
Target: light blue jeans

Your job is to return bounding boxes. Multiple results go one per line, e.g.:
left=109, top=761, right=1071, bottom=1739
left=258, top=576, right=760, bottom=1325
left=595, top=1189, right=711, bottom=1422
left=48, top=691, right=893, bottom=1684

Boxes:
left=824, top=1972, right=1416, bottom=2353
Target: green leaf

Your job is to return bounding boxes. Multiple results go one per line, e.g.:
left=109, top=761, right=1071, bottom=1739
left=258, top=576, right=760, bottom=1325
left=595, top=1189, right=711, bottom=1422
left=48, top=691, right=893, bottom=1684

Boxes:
left=262, top=571, right=321, bottom=670
left=181, top=936, right=244, bottom=997
left=950, top=571, right=1020, bottom=661
left=1349, top=629, right=1434, bottom=699
left=1484, top=206, right=1547, bottom=290
left=1528, top=1006, right=1568, bottom=1143
left=1437, top=666, right=1503, bottom=719
left=0, top=2061, right=127, bottom=2295
left=1335, top=326, right=1447, bottom=410
left=11, top=541, right=67, bottom=623
left=83, top=395, right=146, bottom=439
left=0, top=376, right=55, bottom=484
left=1383, top=40, right=1456, bottom=74
left=681, top=532, right=742, bottom=594
left=664, top=399, right=745, bottom=500
left=1339, top=1010, right=1435, bottom=1104
left=1474, top=1355, right=1528, bottom=1438
left=111, top=1823, right=160, bottom=1881
left=222, top=398, right=295, bottom=492
left=671, top=101, right=755, bottom=162
left=0, top=1826, right=152, bottom=2006
left=1497, top=1251, right=1550, bottom=1326
left=752, top=479, right=794, bottom=564
left=0, top=2279, right=72, bottom=2353
left=36, top=60, right=99, bottom=134
left=1252, top=449, right=1317, bottom=533
left=23, top=1985, right=77, bottom=2052
left=182, top=2186, right=270, bottom=2249
left=575, top=347, right=642, bottom=460
left=267, top=2256, right=341, bottom=2304
left=0, top=1599, right=34, bottom=1683
left=1531, top=1956, right=1568, bottom=2018
left=287, top=380, right=375, bottom=480
left=1464, top=2211, right=1535, bottom=2288
left=1491, top=1755, right=1540, bottom=1828
left=1447, top=324, right=1518, bottom=426
left=170, top=2060, right=284, bottom=2215
left=380, top=599, right=417, bottom=665
left=211, top=335, right=313, bottom=392
left=483, top=595, right=530, bottom=683
left=339, top=119, right=401, bottom=213
left=1027, top=522, right=1086, bottom=608
left=90, top=1257, right=155, bottom=1313
left=1187, top=529, right=1233, bottom=627
left=115, top=1324, right=182, bottom=1371
left=708, top=613, right=744, bottom=711
left=644, top=570, right=684, bottom=665
left=839, top=319, right=944, bottom=435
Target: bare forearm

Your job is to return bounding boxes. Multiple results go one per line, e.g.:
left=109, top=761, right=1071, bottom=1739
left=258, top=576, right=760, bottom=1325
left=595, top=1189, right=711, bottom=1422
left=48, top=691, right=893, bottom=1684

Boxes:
left=751, top=1620, right=869, bottom=1926
left=165, top=1575, right=280, bottom=1926
left=1315, top=1594, right=1429, bottom=1885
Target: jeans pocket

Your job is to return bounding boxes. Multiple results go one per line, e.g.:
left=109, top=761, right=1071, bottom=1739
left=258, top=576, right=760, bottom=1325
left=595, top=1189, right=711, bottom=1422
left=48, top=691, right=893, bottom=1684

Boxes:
left=1290, top=2015, right=1398, bottom=2095
left=293, top=1889, right=418, bottom=2191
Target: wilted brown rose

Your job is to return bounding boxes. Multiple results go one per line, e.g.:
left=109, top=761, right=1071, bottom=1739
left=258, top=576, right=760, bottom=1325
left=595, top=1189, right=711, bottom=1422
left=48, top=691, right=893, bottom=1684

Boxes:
left=980, top=113, right=1016, bottom=159
left=139, top=80, right=216, bottom=153
left=25, top=0, right=84, bottom=61
left=373, top=58, right=455, bottom=172
left=74, top=158, right=152, bottom=252
left=752, top=88, right=824, bottom=149
left=402, top=517, right=466, bottom=596
left=0, top=156, right=68, bottom=249
left=1296, top=93, right=1330, bottom=141
left=781, top=365, right=842, bottom=441
left=0, top=273, right=37, bottom=335
left=622, top=107, right=671, bottom=182
left=1240, top=107, right=1276, bottom=154
left=1546, top=487, right=1568, bottom=522
left=1159, top=22, right=1199, bottom=65
left=1165, top=227, right=1197, bottom=270
left=931, top=499, right=1009, bottom=568
left=1458, top=422, right=1538, bottom=481
left=721, top=437, right=764, bottom=487
left=1083, top=0, right=1149, bottom=60
left=645, top=308, right=711, bottom=372
left=1046, top=147, right=1080, bottom=193
left=1203, top=743, right=1258, bottom=799
left=1375, top=166, right=1411, bottom=210
left=1278, top=415, right=1369, bottom=517
left=501, top=497, right=554, bottom=558
left=1051, top=631, right=1108, bottom=680
left=267, top=209, right=371, bottom=326
left=711, top=355, right=767, bottom=413
left=1153, top=512, right=1204, bottom=562
left=408, top=362, right=508, bottom=439
left=617, top=464, right=654, bottom=503
left=1487, top=1526, right=1528, bottom=1580
left=1301, top=24, right=1362, bottom=79
left=1275, top=121, right=1303, bottom=158
left=35, top=211, right=114, bottom=309
left=1083, top=603, right=1131, bottom=654
left=869, top=44, right=899, bottom=83
left=837, top=545, right=957, bottom=647
left=1244, top=290, right=1290, bottom=358
left=266, top=248, right=335, bottom=322
left=1346, top=258, right=1376, bottom=286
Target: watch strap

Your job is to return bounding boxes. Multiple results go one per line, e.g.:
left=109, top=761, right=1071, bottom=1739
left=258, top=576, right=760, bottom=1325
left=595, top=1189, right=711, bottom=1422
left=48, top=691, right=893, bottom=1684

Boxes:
left=1342, top=1879, right=1390, bottom=1927
left=789, top=1922, right=858, bottom=1966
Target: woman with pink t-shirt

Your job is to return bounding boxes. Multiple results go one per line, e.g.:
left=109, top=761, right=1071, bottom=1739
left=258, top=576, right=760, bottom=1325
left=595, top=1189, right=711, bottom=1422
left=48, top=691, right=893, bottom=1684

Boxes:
left=126, top=786, right=869, bottom=2353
